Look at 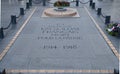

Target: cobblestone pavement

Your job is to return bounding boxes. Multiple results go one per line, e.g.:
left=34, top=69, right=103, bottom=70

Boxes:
left=0, top=0, right=33, bottom=53
left=85, top=0, right=120, bottom=53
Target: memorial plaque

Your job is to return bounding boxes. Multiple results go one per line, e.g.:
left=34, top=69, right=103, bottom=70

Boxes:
left=38, top=24, right=81, bottom=50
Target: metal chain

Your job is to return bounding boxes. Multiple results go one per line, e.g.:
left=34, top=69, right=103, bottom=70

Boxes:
left=79, top=0, right=90, bottom=4
left=3, top=22, right=12, bottom=30
left=47, top=1, right=54, bottom=4
left=101, top=12, right=106, bottom=18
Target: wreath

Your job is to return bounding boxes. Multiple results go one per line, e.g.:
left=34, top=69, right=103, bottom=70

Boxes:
left=54, top=1, right=70, bottom=7
left=106, top=23, right=120, bottom=36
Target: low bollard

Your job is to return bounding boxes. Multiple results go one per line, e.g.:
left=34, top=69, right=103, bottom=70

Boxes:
left=105, top=16, right=111, bottom=24
left=29, top=0, right=32, bottom=6
left=0, top=28, right=4, bottom=39
left=26, top=2, right=30, bottom=9
left=11, top=15, right=17, bottom=24
left=114, top=69, right=119, bottom=74
left=76, top=0, right=79, bottom=7
left=20, top=8, right=24, bottom=15
left=43, top=0, right=46, bottom=6
left=1, top=69, right=6, bottom=74
left=97, top=8, right=101, bottom=15
left=89, top=0, right=93, bottom=6
left=92, top=2, right=95, bottom=9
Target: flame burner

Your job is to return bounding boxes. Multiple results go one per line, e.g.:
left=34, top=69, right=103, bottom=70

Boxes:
left=54, top=7, right=67, bottom=12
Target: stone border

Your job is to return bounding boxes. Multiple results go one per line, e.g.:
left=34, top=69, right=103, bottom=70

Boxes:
left=6, top=69, right=114, bottom=74
left=41, top=8, right=80, bottom=17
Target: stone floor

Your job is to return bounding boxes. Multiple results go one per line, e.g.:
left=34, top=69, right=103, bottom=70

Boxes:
left=0, top=0, right=119, bottom=73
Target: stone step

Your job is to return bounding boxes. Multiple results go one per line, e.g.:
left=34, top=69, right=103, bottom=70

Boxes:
left=4, top=69, right=115, bottom=74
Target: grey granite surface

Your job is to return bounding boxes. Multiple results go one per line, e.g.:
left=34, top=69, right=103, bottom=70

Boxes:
left=0, top=0, right=119, bottom=73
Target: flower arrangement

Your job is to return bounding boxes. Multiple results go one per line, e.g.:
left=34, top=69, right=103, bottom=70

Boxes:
left=106, top=23, right=120, bottom=36
left=54, top=1, right=70, bottom=7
